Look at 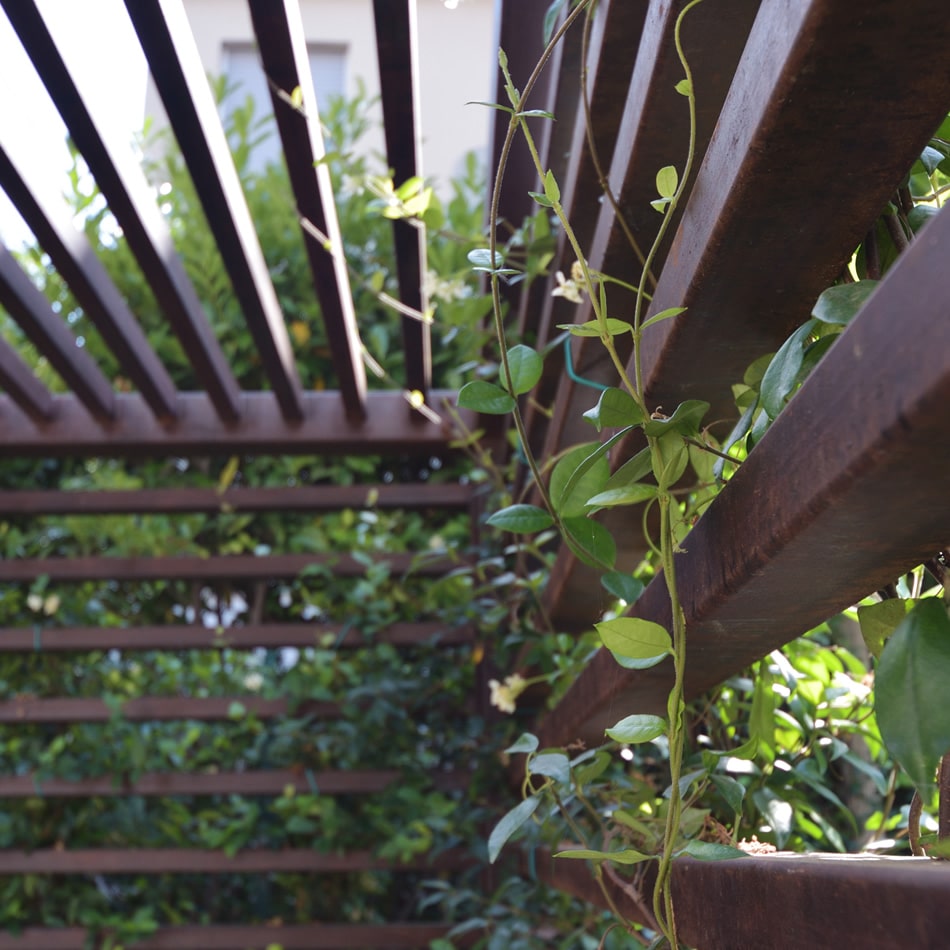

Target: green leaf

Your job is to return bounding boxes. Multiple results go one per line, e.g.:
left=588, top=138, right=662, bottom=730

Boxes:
left=467, top=248, right=504, bottom=270
left=585, top=484, right=658, bottom=509
left=652, top=433, right=689, bottom=491
left=750, top=660, right=775, bottom=761
left=542, top=0, right=568, bottom=43
left=457, top=380, right=516, bottom=415
left=557, top=318, right=633, bottom=338
left=759, top=319, right=817, bottom=419
left=600, top=571, right=644, bottom=605
left=595, top=617, right=672, bottom=668
left=505, top=733, right=539, bottom=755
left=857, top=598, right=912, bottom=660
left=603, top=447, right=653, bottom=491
left=656, top=165, right=678, bottom=199
left=811, top=281, right=878, bottom=326
left=504, top=344, right=543, bottom=395
left=875, top=598, right=950, bottom=790
left=555, top=848, right=653, bottom=865
left=674, top=78, right=692, bottom=96
left=227, top=701, right=247, bottom=719
left=573, top=750, right=611, bottom=786
left=641, top=400, right=709, bottom=438
left=488, top=796, right=540, bottom=863
left=676, top=840, right=749, bottom=861
left=640, top=306, right=686, bottom=333
left=528, top=752, right=571, bottom=785
left=919, top=145, right=944, bottom=174
left=543, top=169, right=560, bottom=204
left=563, top=516, right=617, bottom=570
left=518, top=109, right=556, bottom=119
left=606, top=713, right=666, bottom=744
left=550, top=442, right=611, bottom=517
left=710, top=774, right=746, bottom=813
left=651, top=197, right=672, bottom=213
left=486, top=504, right=554, bottom=534
left=582, top=388, right=645, bottom=431
left=528, top=190, right=554, bottom=208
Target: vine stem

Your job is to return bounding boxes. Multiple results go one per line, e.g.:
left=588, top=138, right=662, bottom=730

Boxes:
left=487, top=0, right=597, bottom=529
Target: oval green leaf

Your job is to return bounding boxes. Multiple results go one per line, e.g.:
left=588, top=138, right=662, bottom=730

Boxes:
left=876, top=598, right=950, bottom=790
left=811, top=281, right=878, bottom=326
left=505, top=344, right=543, bottom=395
left=676, top=840, right=749, bottom=861
left=600, top=571, right=644, bottom=605
left=486, top=504, right=554, bottom=534
left=457, top=380, right=516, bottom=415
left=582, top=387, right=645, bottom=431
left=550, top=442, right=611, bottom=518
left=606, top=713, right=666, bottom=744
left=586, top=484, right=658, bottom=509
left=488, top=795, right=540, bottom=863
left=656, top=165, right=678, bottom=199
left=555, top=848, right=653, bottom=865
left=504, top=732, right=539, bottom=755
left=528, top=752, right=571, bottom=786
left=596, top=616, right=672, bottom=662
left=563, top=516, right=617, bottom=571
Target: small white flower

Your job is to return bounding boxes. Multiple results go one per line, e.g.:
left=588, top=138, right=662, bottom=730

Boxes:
left=489, top=673, right=528, bottom=714
left=244, top=672, right=264, bottom=692
left=26, top=594, right=43, bottom=613
left=551, top=270, right=583, bottom=304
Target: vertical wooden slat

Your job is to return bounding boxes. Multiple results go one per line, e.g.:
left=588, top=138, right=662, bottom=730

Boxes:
left=247, top=0, right=368, bottom=418
left=0, top=146, right=179, bottom=420
left=373, top=0, right=431, bottom=398
left=123, top=0, right=305, bottom=421
left=0, top=245, right=115, bottom=419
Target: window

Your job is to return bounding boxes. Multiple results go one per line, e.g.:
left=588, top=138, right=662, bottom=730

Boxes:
left=221, top=42, right=346, bottom=173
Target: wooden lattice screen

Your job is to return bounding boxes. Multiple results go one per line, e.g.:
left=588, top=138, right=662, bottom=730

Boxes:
left=2, top=0, right=950, bottom=946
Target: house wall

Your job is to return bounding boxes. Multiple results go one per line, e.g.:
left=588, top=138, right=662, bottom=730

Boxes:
left=145, top=0, right=496, bottom=191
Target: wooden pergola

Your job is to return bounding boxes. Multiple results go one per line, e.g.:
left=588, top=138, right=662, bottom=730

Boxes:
left=1, top=0, right=950, bottom=947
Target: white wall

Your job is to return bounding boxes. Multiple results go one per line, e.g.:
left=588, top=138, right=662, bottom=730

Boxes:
left=146, top=0, right=495, bottom=191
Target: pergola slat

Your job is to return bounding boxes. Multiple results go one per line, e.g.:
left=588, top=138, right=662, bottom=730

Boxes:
left=0, top=768, right=468, bottom=798
left=373, top=0, right=430, bottom=398
left=542, top=0, right=950, bottom=631
left=0, top=848, right=471, bottom=874
left=248, top=0, right=368, bottom=418
left=0, top=0, right=243, bottom=423
left=0, top=483, right=472, bottom=515
left=0, top=622, right=474, bottom=652
left=534, top=850, right=950, bottom=949
left=537, top=199, right=950, bottom=746
left=0, top=389, right=473, bottom=457
left=0, top=923, right=463, bottom=950
left=0, top=337, right=54, bottom=422
left=0, top=245, right=115, bottom=420
left=125, top=0, right=304, bottom=421
left=0, top=552, right=460, bottom=582
left=0, top=696, right=337, bottom=723
left=0, top=146, right=179, bottom=421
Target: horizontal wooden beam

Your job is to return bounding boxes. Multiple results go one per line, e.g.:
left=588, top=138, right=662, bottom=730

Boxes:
left=1, top=552, right=458, bottom=583
left=1, top=622, right=474, bottom=652
left=0, top=696, right=337, bottom=723
left=0, top=390, right=471, bottom=456
left=0, top=483, right=473, bottom=516
left=0, top=924, right=465, bottom=950
left=533, top=850, right=950, bottom=949
left=537, top=199, right=950, bottom=745
left=0, top=847, right=471, bottom=875
left=1, top=768, right=469, bottom=798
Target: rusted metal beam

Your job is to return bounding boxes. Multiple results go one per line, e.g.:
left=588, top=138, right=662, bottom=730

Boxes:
left=0, top=390, right=473, bottom=457
left=537, top=199, right=950, bottom=746
left=373, top=0, right=431, bottom=399
left=248, top=0, right=368, bottom=418
left=0, top=768, right=468, bottom=798
left=0, top=622, right=474, bottom=652
left=0, top=552, right=459, bottom=582
left=0, top=696, right=337, bottom=723
left=123, top=0, right=304, bottom=422
left=0, top=483, right=473, bottom=515
left=0, top=0, right=242, bottom=423
left=0, top=337, right=53, bottom=423
left=532, top=850, right=950, bottom=949
left=0, top=245, right=115, bottom=420
left=542, top=0, right=950, bottom=632
left=0, top=924, right=465, bottom=950
left=0, top=146, right=179, bottom=421
left=0, top=847, right=471, bottom=874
